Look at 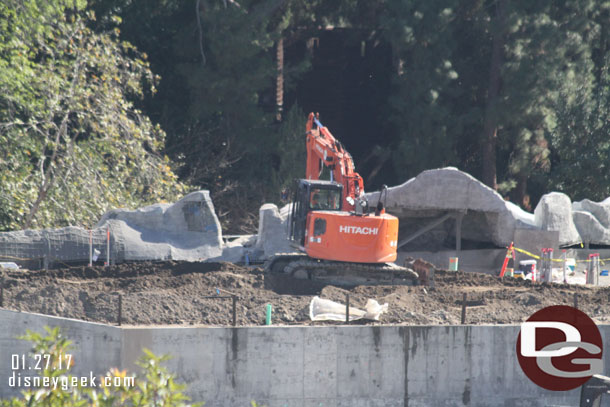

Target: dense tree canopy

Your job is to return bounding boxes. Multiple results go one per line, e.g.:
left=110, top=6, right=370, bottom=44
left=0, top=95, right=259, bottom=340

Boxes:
left=0, top=0, right=608, bottom=232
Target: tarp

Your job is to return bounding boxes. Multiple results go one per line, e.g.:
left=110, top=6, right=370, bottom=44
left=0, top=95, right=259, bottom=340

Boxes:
left=309, top=296, right=388, bottom=321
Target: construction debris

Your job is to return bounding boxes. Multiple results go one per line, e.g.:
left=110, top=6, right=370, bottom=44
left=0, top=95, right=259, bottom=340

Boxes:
left=309, top=296, right=389, bottom=321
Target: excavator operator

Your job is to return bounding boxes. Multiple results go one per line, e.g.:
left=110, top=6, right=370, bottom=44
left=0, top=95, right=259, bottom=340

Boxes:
left=310, top=189, right=340, bottom=210
left=310, top=192, right=321, bottom=209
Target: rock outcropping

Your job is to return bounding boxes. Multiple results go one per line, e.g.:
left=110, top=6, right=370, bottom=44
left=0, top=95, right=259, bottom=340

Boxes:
left=365, top=167, right=537, bottom=248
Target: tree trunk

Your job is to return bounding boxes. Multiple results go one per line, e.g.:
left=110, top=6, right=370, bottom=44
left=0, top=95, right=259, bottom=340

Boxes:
left=513, top=173, right=530, bottom=211
left=481, top=0, right=506, bottom=190
left=275, top=37, right=284, bottom=122
left=23, top=113, right=70, bottom=229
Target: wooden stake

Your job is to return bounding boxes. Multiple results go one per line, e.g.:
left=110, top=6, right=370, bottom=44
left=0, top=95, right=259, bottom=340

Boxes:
left=573, top=293, right=578, bottom=310
left=118, top=294, right=122, bottom=326
left=232, top=295, right=237, bottom=327
left=89, top=230, right=93, bottom=267
left=345, top=294, right=350, bottom=324
left=461, top=293, right=467, bottom=324
left=106, top=226, right=110, bottom=267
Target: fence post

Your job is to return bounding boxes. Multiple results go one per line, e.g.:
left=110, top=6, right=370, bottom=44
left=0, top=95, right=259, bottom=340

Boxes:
left=562, top=250, right=567, bottom=284
left=118, top=294, right=122, bottom=326
left=586, top=254, right=600, bottom=285
left=232, top=295, right=237, bottom=327
left=546, top=249, right=554, bottom=282
left=106, top=226, right=110, bottom=267
left=574, top=293, right=578, bottom=309
left=89, top=230, right=93, bottom=267
left=44, top=232, right=50, bottom=270
left=345, top=294, right=350, bottom=324
left=265, top=303, right=272, bottom=325
left=461, top=293, right=467, bottom=324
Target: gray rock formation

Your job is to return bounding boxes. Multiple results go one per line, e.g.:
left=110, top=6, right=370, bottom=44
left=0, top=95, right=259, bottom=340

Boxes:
left=572, top=211, right=610, bottom=245
left=572, top=198, right=610, bottom=245
left=573, top=198, right=610, bottom=226
left=255, top=204, right=294, bottom=258
left=534, top=192, right=581, bottom=246
left=97, top=190, right=223, bottom=260
left=365, top=167, right=536, bottom=248
left=0, top=191, right=224, bottom=265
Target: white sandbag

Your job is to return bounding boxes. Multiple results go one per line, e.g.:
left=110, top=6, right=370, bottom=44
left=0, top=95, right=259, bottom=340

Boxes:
left=309, top=296, right=388, bottom=322
left=0, top=262, right=19, bottom=270
left=362, top=299, right=389, bottom=320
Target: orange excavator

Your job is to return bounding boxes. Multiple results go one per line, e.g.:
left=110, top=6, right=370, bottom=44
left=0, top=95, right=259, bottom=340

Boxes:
left=265, top=113, right=418, bottom=285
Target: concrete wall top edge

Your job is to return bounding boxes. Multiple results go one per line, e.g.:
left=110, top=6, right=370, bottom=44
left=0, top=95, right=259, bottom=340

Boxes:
left=4, top=309, right=610, bottom=331
left=0, top=308, right=121, bottom=330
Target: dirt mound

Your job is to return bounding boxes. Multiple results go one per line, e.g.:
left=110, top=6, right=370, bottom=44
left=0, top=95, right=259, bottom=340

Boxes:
left=1, top=261, right=609, bottom=326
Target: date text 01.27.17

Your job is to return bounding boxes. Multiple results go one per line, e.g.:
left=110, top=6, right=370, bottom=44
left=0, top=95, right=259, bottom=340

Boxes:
left=11, top=354, right=73, bottom=371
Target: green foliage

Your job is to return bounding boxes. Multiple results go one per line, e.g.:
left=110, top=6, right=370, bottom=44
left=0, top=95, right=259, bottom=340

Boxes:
left=57, top=0, right=610, bottom=224
left=268, top=104, right=307, bottom=194
left=380, top=0, right=462, bottom=177
left=547, top=24, right=610, bottom=201
left=90, top=0, right=300, bottom=232
left=0, top=0, right=188, bottom=231
left=0, top=326, right=200, bottom=407
left=541, top=1, right=610, bottom=201
left=379, top=0, right=608, bottom=206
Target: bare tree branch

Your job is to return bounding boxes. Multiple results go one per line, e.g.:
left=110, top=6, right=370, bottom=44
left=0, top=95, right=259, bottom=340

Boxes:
left=196, top=0, right=206, bottom=66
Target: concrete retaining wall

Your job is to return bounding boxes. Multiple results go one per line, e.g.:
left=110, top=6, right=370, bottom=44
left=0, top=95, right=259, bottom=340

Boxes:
left=398, top=249, right=508, bottom=275
left=1, top=309, right=606, bottom=406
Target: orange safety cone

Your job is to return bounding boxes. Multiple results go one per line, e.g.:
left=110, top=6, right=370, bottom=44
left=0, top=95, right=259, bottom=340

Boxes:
left=499, top=242, right=515, bottom=277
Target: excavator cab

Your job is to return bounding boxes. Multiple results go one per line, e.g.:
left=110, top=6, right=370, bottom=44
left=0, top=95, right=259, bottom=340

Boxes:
left=310, top=187, right=342, bottom=210
left=288, top=179, right=343, bottom=246
left=288, top=178, right=398, bottom=264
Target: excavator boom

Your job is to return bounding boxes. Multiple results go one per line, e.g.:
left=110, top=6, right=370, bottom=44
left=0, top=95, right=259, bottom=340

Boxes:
left=305, top=113, right=365, bottom=211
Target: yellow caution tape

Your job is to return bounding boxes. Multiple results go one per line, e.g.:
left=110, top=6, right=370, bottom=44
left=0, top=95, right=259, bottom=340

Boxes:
left=512, top=246, right=610, bottom=265
left=513, top=247, right=541, bottom=260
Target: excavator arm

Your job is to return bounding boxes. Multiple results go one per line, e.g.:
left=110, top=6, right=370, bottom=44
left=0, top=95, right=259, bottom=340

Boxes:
left=305, top=112, right=364, bottom=211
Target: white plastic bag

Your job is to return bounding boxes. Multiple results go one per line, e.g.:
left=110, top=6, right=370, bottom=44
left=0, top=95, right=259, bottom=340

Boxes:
left=309, top=296, right=388, bottom=321
left=0, top=262, right=19, bottom=270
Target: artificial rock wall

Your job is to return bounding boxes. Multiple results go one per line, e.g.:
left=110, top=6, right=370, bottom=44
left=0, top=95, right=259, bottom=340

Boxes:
left=5, top=167, right=610, bottom=267
left=0, top=191, right=223, bottom=264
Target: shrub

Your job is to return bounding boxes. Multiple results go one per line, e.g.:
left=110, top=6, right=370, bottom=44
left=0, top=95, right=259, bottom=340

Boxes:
left=1, top=326, right=201, bottom=407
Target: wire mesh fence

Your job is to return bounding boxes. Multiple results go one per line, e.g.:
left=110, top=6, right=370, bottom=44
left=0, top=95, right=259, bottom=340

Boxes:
left=0, top=225, right=122, bottom=269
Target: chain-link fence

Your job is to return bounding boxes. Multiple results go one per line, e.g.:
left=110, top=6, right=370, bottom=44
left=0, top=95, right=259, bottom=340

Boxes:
left=0, top=223, right=124, bottom=269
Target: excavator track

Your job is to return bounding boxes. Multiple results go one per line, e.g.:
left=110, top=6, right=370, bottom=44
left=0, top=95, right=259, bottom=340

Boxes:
left=264, top=253, right=419, bottom=286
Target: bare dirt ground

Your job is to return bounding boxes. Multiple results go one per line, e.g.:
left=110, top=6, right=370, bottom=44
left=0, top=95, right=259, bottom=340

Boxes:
left=1, top=261, right=610, bottom=326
